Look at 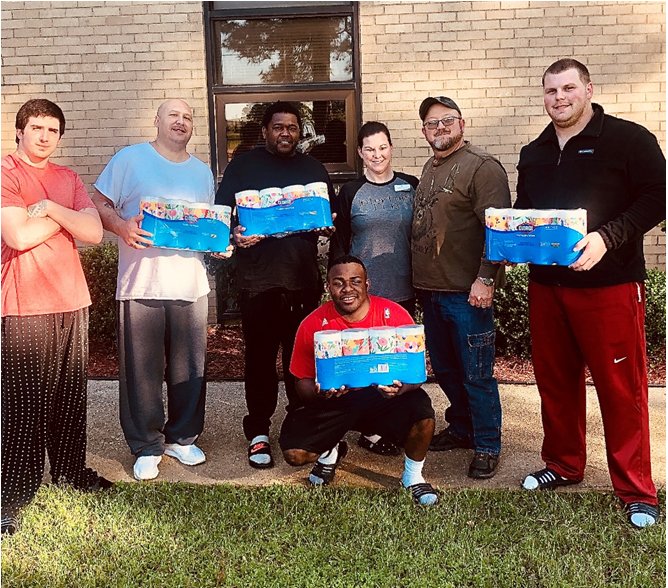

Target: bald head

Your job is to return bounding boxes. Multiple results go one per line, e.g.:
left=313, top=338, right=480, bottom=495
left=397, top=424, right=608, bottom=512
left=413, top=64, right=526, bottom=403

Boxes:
left=153, top=98, right=194, bottom=154
left=156, top=98, right=192, bottom=119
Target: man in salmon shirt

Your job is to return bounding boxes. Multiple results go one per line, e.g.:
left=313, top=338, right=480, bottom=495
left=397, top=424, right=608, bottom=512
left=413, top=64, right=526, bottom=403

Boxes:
left=280, top=255, right=438, bottom=505
left=1, top=99, right=112, bottom=536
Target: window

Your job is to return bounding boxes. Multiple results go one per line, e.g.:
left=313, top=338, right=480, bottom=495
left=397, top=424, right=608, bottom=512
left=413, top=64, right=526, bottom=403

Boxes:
left=204, top=1, right=360, bottom=183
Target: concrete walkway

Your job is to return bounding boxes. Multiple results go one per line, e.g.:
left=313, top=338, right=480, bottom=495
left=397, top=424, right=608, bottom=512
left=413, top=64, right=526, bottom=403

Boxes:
left=85, top=381, right=665, bottom=491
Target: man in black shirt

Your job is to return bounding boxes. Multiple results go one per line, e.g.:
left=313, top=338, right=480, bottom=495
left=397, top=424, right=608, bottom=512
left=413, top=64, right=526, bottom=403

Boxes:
left=215, top=101, right=337, bottom=469
left=515, top=59, right=665, bottom=529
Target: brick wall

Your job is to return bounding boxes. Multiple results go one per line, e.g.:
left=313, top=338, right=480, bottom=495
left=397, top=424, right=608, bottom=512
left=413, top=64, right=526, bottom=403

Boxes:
left=2, top=1, right=665, bottom=324
left=1, top=0, right=219, bottom=316
left=2, top=1, right=210, bottom=185
left=358, top=0, right=666, bottom=269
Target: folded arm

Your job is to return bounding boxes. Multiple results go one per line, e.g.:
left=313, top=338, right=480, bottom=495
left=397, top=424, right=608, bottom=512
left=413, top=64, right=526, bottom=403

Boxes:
left=1, top=205, right=61, bottom=251
left=38, top=199, right=103, bottom=244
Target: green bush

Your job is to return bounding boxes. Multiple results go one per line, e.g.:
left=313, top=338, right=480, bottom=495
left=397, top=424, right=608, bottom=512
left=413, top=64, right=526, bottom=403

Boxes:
left=494, top=265, right=531, bottom=358
left=645, top=268, right=666, bottom=356
left=495, top=265, right=667, bottom=359
left=80, top=241, right=118, bottom=345
left=79, top=242, right=666, bottom=361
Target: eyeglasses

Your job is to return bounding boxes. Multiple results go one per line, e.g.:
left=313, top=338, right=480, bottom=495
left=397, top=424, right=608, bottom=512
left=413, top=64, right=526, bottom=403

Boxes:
left=423, top=116, right=461, bottom=130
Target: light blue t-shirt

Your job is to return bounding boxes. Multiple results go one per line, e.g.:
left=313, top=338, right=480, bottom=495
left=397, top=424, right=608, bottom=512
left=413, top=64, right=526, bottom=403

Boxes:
left=95, top=142, right=215, bottom=301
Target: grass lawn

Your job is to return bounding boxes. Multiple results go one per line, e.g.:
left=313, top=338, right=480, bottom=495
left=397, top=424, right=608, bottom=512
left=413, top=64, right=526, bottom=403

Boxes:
left=2, top=484, right=664, bottom=588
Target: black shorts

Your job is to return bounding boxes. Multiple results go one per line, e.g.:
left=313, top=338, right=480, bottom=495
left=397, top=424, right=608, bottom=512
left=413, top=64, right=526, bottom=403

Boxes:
left=279, top=387, right=435, bottom=455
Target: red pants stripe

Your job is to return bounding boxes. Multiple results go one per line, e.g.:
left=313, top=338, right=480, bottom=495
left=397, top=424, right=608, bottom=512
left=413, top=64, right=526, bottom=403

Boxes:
left=529, top=281, right=657, bottom=505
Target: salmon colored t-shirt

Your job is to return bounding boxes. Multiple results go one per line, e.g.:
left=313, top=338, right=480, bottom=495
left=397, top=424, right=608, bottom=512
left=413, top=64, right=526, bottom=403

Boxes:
left=1, top=153, right=94, bottom=316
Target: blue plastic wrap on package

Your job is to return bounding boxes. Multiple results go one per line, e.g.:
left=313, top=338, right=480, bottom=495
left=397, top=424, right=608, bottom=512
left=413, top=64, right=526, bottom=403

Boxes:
left=484, top=208, right=587, bottom=266
left=315, top=352, right=427, bottom=391
left=237, top=196, right=333, bottom=237
left=141, top=212, right=231, bottom=253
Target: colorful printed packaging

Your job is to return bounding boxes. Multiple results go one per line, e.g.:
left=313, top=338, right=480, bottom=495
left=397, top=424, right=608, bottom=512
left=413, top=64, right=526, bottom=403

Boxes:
left=139, top=198, right=231, bottom=253
left=485, top=207, right=587, bottom=266
left=314, top=324, right=427, bottom=389
left=395, top=325, right=426, bottom=353
left=368, top=327, right=398, bottom=354
left=235, top=183, right=333, bottom=237
left=314, top=330, right=343, bottom=359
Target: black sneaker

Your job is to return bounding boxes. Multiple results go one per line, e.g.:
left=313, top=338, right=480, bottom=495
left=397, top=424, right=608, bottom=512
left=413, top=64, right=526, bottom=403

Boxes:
left=357, top=434, right=401, bottom=456
left=468, top=452, right=499, bottom=479
left=429, top=428, right=473, bottom=452
left=55, top=467, right=114, bottom=492
left=84, top=475, right=114, bottom=492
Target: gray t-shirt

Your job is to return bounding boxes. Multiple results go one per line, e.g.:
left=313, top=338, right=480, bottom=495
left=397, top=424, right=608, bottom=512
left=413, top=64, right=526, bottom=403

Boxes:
left=332, top=173, right=417, bottom=302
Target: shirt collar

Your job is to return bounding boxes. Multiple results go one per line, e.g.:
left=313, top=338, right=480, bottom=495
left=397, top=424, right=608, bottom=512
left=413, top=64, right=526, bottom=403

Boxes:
left=535, top=103, right=605, bottom=145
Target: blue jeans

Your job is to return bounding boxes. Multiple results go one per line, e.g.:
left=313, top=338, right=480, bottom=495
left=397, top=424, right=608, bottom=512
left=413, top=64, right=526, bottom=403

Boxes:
left=418, top=290, right=501, bottom=455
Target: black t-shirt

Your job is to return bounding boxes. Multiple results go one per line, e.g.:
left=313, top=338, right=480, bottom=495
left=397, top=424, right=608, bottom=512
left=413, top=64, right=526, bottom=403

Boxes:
left=215, top=147, right=337, bottom=293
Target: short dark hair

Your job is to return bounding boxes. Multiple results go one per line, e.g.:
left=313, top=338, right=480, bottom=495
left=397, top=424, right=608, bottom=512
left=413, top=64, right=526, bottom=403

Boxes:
left=327, top=254, right=367, bottom=277
left=15, top=98, right=66, bottom=144
left=357, top=121, right=392, bottom=149
left=542, top=59, right=591, bottom=86
left=261, top=101, right=302, bottom=132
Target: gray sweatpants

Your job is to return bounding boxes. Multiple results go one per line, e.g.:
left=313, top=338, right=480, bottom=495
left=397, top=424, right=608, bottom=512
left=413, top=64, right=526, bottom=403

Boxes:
left=118, top=296, right=208, bottom=456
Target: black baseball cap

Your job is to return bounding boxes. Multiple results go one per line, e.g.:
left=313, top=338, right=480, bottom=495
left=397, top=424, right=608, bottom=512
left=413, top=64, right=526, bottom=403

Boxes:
left=419, top=96, right=461, bottom=120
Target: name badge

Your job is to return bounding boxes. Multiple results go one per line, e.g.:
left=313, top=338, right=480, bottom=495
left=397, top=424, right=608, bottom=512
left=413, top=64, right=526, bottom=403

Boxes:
left=394, top=184, right=411, bottom=192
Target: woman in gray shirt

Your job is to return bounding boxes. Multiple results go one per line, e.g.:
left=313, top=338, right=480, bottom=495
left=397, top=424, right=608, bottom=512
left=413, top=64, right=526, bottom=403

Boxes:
left=329, top=121, right=418, bottom=456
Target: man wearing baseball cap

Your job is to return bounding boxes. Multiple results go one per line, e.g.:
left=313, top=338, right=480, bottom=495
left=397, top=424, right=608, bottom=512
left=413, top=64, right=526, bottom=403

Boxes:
left=412, top=96, right=511, bottom=479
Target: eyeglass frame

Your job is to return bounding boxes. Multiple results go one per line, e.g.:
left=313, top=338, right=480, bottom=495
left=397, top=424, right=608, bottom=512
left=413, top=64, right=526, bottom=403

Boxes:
left=422, top=116, right=462, bottom=130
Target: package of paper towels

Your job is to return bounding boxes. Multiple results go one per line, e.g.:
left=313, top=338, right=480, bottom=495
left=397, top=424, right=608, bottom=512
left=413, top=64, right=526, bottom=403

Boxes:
left=235, top=182, right=333, bottom=237
left=140, top=198, right=231, bottom=253
left=485, top=208, right=587, bottom=266
left=315, top=325, right=427, bottom=390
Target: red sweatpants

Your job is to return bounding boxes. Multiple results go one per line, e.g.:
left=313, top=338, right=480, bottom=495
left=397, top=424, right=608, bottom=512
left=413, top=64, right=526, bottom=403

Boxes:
left=529, top=281, right=657, bottom=505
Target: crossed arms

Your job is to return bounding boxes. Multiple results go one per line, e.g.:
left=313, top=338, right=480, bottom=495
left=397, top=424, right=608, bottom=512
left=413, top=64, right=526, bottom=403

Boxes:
left=2, top=199, right=102, bottom=251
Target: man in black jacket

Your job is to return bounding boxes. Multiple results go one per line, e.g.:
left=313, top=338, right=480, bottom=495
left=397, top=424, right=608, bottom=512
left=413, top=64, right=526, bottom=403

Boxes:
left=515, top=59, right=665, bottom=529
left=215, top=101, right=336, bottom=469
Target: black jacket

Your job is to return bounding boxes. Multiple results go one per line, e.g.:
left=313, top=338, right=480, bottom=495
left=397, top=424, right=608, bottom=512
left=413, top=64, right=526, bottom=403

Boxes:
left=516, top=104, right=665, bottom=287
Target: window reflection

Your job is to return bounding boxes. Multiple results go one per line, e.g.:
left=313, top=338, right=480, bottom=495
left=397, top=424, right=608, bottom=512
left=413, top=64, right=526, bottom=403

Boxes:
left=214, top=17, right=353, bottom=85
left=224, top=100, right=348, bottom=164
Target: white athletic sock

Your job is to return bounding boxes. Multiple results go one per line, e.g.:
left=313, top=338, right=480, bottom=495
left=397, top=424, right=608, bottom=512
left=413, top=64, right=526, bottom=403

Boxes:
left=402, top=456, right=437, bottom=506
left=249, top=435, right=271, bottom=465
left=401, top=456, right=426, bottom=488
left=317, top=444, right=339, bottom=465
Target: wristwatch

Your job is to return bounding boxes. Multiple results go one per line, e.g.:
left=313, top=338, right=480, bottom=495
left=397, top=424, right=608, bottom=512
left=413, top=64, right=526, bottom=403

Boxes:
left=477, top=276, right=495, bottom=287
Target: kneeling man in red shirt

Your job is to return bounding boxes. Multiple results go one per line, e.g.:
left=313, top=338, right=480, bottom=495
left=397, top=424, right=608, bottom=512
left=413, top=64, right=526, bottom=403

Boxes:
left=280, top=255, right=438, bottom=505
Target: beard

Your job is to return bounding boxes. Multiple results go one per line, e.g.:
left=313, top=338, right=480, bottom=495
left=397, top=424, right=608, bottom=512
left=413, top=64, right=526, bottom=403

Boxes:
left=431, top=125, right=464, bottom=152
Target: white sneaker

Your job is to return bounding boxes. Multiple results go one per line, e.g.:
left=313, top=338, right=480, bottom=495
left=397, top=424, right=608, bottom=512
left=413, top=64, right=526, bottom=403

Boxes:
left=133, top=455, right=162, bottom=481
left=164, top=443, right=206, bottom=466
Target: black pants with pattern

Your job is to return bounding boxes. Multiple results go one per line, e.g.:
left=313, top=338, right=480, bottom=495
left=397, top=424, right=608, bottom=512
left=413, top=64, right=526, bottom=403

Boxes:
left=1, top=309, right=94, bottom=514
